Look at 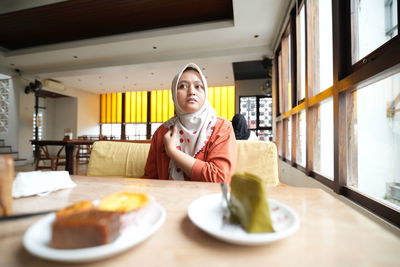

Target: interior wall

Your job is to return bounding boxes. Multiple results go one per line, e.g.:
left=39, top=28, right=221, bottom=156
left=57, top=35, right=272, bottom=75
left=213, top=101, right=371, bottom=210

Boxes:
left=0, top=74, right=18, bottom=152
left=235, top=79, right=266, bottom=114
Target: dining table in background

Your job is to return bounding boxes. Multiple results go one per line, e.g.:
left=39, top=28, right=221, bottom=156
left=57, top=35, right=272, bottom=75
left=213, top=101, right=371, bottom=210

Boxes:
left=30, top=139, right=151, bottom=174
left=30, top=139, right=96, bottom=174
left=1, top=175, right=399, bottom=266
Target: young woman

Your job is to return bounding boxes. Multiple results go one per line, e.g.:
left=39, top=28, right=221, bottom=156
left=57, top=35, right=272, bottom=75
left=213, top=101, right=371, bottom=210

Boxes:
left=143, top=63, right=236, bottom=183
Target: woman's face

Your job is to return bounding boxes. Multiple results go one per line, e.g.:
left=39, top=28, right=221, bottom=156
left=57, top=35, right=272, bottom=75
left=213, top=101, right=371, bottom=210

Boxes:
left=176, top=70, right=205, bottom=113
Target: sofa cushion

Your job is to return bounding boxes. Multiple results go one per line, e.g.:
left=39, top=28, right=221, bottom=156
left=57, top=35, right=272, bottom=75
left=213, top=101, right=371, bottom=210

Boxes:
left=87, top=141, right=150, bottom=178
left=235, top=140, right=279, bottom=186
left=87, top=140, right=278, bottom=185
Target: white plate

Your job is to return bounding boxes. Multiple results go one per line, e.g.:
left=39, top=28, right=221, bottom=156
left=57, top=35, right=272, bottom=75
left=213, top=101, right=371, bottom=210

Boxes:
left=188, top=193, right=299, bottom=245
left=23, top=202, right=166, bottom=263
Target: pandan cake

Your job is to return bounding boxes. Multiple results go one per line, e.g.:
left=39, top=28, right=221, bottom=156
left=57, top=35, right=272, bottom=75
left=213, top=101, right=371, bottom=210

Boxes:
left=229, top=172, right=275, bottom=233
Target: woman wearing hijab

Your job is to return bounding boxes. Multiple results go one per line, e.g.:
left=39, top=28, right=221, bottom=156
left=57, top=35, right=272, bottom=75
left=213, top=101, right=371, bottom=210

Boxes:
left=232, top=114, right=258, bottom=140
left=143, top=63, right=237, bottom=183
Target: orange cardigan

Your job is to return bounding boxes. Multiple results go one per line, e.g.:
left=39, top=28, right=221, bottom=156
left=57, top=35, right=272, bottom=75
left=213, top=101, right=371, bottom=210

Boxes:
left=143, top=117, right=237, bottom=183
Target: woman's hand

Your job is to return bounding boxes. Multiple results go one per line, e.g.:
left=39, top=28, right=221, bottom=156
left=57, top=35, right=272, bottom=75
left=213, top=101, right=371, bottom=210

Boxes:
left=163, top=125, right=196, bottom=177
left=163, top=126, right=177, bottom=157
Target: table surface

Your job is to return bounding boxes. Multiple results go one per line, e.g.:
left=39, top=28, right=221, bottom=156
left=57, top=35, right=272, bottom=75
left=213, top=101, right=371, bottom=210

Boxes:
left=1, top=176, right=399, bottom=267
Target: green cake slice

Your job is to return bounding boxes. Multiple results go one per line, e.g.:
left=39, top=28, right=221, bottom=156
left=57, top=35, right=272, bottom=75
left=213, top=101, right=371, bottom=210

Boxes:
left=229, top=172, right=275, bottom=233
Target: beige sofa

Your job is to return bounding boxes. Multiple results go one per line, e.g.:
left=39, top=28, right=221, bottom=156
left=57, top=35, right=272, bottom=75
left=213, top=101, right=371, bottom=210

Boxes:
left=87, top=140, right=278, bottom=185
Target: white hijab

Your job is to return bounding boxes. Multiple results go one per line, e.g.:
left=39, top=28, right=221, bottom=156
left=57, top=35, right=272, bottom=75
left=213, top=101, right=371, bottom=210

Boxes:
left=163, top=63, right=217, bottom=180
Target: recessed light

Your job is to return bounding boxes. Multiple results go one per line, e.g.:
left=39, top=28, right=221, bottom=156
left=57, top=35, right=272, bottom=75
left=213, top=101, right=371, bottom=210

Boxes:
left=254, top=35, right=259, bottom=38
left=153, top=46, right=157, bottom=49
left=150, top=72, right=154, bottom=75
left=73, top=55, right=78, bottom=59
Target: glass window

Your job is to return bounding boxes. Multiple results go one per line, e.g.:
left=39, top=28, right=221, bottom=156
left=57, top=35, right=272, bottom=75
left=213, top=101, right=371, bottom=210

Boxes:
left=259, top=97, right=272, bottom=128
left=351, top=0, right=398, bottom=64
left=125, top=123, right=147, bottom=140
left=297, top=5, right=306, bottom=101
left=296, top=110, right=306, bottom=167
left=101, top=123, right=121, bottom=140
left=287, top=118, right=292, bottom=160
left=348, top=72, right=400, bottom=209
left=314, top=98, right=334, bottom=179
left=281, top=29, right=292, bottom=111
left=151, top=123, right=163, bottom=136
left=307, top=0, right=333, bottom=95
left=240, top=96, right=257, bottom=129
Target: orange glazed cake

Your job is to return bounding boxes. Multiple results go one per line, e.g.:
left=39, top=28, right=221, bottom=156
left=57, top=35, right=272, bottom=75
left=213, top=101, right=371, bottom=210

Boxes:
left=55, top=200, right=94, bottom=219
left=98, top=192, right=151, bottom=229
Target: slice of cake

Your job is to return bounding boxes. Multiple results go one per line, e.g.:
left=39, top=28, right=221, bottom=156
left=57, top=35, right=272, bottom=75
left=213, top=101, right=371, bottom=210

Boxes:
left=98, top=192, right=151, bottom=229
left=55, top=200, right=94, bottom=219
left=229, top=172, right=275, bottom=233
left=51, top=210, right=121, bottom=249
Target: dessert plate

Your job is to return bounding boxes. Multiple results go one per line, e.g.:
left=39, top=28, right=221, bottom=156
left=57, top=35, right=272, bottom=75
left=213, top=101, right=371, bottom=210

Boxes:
left=188, top=193, right=299, bottom=245
left=23, top=202, right=166, bottom=263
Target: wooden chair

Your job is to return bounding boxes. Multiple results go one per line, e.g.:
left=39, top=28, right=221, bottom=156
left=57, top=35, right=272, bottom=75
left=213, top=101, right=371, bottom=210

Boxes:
left=35, top=145, right=66, bottom=171
left=74, top=136, right=92, bottom=174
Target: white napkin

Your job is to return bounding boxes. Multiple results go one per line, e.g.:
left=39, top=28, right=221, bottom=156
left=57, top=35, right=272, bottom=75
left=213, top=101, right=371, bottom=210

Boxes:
left=12, top=171, right=77, bottom=198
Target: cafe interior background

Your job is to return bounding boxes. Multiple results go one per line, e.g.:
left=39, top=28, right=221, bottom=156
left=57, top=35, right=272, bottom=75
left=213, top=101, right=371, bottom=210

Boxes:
left=0, top=0, right=399, bottom=228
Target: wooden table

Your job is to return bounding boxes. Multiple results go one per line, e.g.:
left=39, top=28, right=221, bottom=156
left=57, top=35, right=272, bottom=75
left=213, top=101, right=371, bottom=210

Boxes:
left=30, top=140, right=96, bottom=174
left=30, top=140, right=151, bottom=174
left=1, top=176, right=399, bottom=266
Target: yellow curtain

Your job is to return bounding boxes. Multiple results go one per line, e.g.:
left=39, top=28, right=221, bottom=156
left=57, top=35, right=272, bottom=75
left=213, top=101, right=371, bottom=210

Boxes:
left=208, top=86, right=235, bottom=120
left=151, top=89, right=174, bottom=123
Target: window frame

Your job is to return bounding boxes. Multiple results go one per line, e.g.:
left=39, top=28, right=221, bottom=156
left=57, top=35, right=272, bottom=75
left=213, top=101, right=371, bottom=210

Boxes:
left=273, top=0, right=400, bottom=227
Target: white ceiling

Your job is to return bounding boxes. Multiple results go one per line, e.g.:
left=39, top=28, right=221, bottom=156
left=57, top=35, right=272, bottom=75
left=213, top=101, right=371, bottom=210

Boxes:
left=0, top=0, right=290, bottom=94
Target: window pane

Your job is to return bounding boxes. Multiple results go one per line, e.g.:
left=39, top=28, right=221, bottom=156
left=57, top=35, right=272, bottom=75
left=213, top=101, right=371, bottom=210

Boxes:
left=281, top=29, right=292, bottom=111
left=239, top=97, right=257, bottom=129
left=296, top=111, right=306, bottom=167
left=314, top=98, right=334, bottom=179
left=259, top=97, right=272, bottom=128
left=297, top=5, right=306, bottom=101
left=348, top=72, right=400, bottom=209
left=126, top=123, right=147, bottom=140
left=307, top=0, right=333, bottom=95
left=151, top=123, right=163, bottom=136
left=351, top=0, right=398, bottom=64
left=287, top=118, right=292, bottom=160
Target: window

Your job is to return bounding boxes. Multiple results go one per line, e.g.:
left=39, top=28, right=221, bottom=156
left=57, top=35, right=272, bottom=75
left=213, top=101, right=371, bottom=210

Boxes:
left=314, top=98, right=334, bottom=179
left=287, top=118, right=292, bottom=160
left=351, top=0, right=398, bottom=64
left=240, top=96, right=272, bottom=140
left=297, top=5, right=306, bottom=101
left=296, top=110, right=306, bottom=167
left=348, top=72, right=400, bottom=209
left=126, top=123, right=147, bottom=140
left=99, top=86, right=235, bottom=140
left=307, top=0, right=333, bottom=95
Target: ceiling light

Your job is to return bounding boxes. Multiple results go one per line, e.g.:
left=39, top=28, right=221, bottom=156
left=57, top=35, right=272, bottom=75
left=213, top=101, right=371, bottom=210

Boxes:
left=254, top=35, right=259, bottom=38
left=73, top=55, right=78, bottom=59
left=153, top=46, right=157, bottom=49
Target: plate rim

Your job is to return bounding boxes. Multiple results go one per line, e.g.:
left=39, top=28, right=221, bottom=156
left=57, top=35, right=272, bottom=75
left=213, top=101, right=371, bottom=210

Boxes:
left=23, top=201, right=166, bottom=263
left=187, top=193, right=300, bottom=245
